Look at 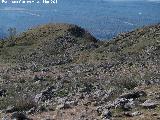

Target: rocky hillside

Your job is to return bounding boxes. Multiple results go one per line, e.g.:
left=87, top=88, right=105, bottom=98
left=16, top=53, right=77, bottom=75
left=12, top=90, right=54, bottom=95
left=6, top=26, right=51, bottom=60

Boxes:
left=0, top=23, right=160, bottom=120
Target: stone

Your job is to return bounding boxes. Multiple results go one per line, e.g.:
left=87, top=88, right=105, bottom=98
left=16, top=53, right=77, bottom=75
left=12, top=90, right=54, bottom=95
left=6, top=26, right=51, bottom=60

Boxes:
left=152, top=113, right=158, bottom=116
left=34, top=93, right=43, bottom=103
left=26, top=107, right=35, bottom=115
left=0, top=89, right=6, bottom=97
left=141, top=99, right=158, bottom=109
left=56, top=104, right=65, bottom=110
left=157, top=116, right=160, bottom=120
left=124, top=111, right=142, bottom=117
left=96, top=106, right=103, bottom=116
left=123, top=99, right=135, bottom=111
left=101, top=109, right=112, bottom=119
left=33, top=75, right=44, bottom=82
left=41, top=68, right=49, bottom=72
left=120, top=91, right=147, bottom=99
left=56, top=103, right=71, bottom=110
left=114, top=98, right=134, bottom=111
left=65, top=100, right=78, bottom=107
left=11, top=112, right=29, bottom=120
left=1, top=114, right=10, bottom=120
left=34, top=86, right=56, bottom=102
left=37, top=105, right=47, bottom=112
left=155, top=94, right=160, bottom=100
left=5, top=106, right=16, bottom=113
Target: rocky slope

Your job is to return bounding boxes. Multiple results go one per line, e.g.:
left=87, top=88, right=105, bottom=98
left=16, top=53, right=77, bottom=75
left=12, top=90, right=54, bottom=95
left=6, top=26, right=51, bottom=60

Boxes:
left=0, top=23, right=160, bottom=120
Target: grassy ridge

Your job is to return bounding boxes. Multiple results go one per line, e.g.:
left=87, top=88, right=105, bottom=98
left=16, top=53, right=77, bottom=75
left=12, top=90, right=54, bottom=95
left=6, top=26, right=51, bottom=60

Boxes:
left=0, top=23, right=160, bottom=119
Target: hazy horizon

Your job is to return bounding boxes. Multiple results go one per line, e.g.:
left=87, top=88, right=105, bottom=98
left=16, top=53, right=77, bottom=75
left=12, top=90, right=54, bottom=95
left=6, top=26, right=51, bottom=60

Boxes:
left=0, top=0, right=160, bottom=39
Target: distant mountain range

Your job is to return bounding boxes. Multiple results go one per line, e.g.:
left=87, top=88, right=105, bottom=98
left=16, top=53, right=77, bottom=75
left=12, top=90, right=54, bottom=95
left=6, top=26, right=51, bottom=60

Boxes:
left=0, top=0, right=160, bottom=39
